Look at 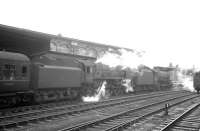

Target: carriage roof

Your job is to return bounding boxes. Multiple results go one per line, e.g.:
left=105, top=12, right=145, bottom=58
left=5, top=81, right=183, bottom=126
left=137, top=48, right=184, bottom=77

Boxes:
left=0, top=51, right=29, bottom=62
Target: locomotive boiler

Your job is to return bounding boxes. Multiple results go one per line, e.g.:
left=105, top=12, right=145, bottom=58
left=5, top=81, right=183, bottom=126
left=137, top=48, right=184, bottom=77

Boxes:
left=94, top=63, right=127, bottom=96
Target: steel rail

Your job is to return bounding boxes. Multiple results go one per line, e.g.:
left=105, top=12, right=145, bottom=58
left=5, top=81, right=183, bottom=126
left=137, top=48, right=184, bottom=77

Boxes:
left=0, top=90, right=184, bottom=116
left=57, top=94, right=198, bottom=131
left=0, top=90, right=185, bottom=120
left=0, top=91, right=191, bottom=130
left=160, top=102, right=200, bottom=131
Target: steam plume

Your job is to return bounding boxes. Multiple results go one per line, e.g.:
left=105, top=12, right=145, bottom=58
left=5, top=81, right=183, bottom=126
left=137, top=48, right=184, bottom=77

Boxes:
left=96, top=48, right=145, bottom=69
left=173, top=72, right=195, bottom=92
left=82, top=81, right=107, bottom=102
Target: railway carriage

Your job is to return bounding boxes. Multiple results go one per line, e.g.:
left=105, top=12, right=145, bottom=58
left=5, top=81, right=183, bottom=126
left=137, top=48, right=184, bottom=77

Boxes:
left=0, top=51, right=31, bottom=105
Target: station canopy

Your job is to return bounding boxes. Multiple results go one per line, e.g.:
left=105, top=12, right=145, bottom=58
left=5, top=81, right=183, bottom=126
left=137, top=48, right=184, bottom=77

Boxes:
left=0, top=24, right=134, bottom=58
left=0, top=24, right=51, bottom=57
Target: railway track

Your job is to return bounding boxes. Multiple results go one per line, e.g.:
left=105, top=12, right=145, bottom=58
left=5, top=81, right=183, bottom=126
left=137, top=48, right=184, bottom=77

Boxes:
left=0, top=90, right=187, bottom=117
left=113, top=95, right=200, bottom=131
left=0, top=90, right=181, bottom=117
left=0, top=91, right=192, bottom=130
left=159, top=101, right=200, bottom=131
left=56, top=93, right=199, bottom=131
left=0, top=90, right=186, bottom=118
left=0, top=99, right=81, bottom=116
left=0, top=91, right=168, bottom=116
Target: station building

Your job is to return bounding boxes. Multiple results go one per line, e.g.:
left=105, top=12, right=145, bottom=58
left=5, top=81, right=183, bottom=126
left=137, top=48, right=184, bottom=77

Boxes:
left=154, top=66, right=179, bottom=82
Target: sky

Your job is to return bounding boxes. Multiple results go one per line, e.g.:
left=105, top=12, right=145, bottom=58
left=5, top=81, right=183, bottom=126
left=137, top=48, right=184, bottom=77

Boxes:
left=0, top=0, right=200, bottom=69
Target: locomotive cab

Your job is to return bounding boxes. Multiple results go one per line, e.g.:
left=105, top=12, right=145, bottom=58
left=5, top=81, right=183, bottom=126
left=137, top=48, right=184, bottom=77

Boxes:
left=77, top=59, right=95, bottom=83
left=76, top=59, right=97, bottom=96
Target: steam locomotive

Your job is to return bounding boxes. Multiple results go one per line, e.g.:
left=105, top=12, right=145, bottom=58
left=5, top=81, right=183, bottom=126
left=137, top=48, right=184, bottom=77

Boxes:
left=0, top=50, right=172, bottom=106
left=132, top=68, right=172, bottom=92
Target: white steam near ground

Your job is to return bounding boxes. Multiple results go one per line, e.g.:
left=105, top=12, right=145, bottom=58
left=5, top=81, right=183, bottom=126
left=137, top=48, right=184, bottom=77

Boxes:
left=122, top=79, right=134, bottom=92
left=82, top=81, right=107, bottom=102
left=82, top=79, right=133, bottom=102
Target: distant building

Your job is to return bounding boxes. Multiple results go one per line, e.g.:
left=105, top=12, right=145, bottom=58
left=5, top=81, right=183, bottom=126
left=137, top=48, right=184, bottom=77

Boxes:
left=154, top=66, right=178, bottom=81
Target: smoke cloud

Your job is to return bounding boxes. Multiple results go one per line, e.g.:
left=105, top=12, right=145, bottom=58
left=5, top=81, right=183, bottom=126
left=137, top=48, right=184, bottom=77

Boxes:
left=173, top=72, right=195, bottom=92
left=96, top=48, right=145, bottom=69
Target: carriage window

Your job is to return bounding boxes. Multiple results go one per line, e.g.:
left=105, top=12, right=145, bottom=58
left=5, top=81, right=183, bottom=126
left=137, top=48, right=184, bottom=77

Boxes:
left=22, top=66, right=27, bottom=77
left=3, top=64, right=16, bottom=80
